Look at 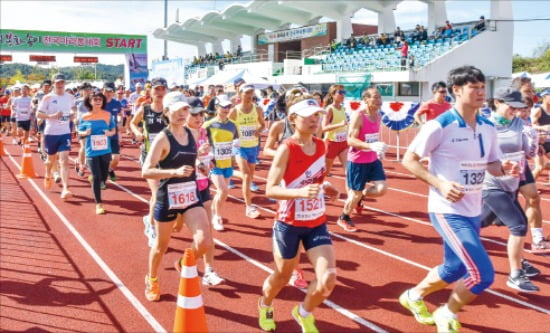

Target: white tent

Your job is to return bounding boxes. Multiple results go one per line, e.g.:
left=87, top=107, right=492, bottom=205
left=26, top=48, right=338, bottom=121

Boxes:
left=197, top=69, right=278, bottom=89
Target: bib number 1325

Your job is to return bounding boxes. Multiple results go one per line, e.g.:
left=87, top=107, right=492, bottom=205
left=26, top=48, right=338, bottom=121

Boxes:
left=167, top=181, right=198, bottom=209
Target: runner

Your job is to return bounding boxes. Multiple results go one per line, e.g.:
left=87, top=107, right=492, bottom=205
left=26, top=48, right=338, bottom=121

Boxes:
left=337, top=87, right=388, bottom=232
left=531, top=89, right=550, bottom=181
left=37, top=73, right=76, bottom=200
left=0, top=89, right=11, bottom=135
left=182, top=96, right=225, bottom=286
left=76, top=92, right=116, bottom=214
left=322, top=84, right=349, bottom=176
left=480, top=87, right=539, bottom=293
left=398, top=66, right=519, bottom=332
left=33, top=80, right=52, bottom=160
left=203, top=95, right=239, bottom=231
left=102, top=82, right=122, bottom=182
left=9, top=87, right=21, bottom=142
left=229, top=83, right=266, bottom=218
left=11, top=83, right=33, bottom=145
left=131, top=77, right=168, bottom=247
left=75, top=82, right=93, bottom=177
left=413, top=81, right=452, bottom=125
left=141, top=92, right=212, bottom=302
left=258, top=96, right=339, bottom=333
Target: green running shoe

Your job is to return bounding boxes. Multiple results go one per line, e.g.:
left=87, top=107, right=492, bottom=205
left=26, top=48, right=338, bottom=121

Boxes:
left=291, top=305, right=319, bottom=333
left=399, top=290, right=435, bottom=325
left=433, top=307, right=461, bottom=333
left=258, top=298, right=276, bottom=331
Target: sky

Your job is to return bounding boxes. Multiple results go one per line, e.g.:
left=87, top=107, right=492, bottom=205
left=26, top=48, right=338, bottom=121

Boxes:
left=1, top=0, right=549, bottom=68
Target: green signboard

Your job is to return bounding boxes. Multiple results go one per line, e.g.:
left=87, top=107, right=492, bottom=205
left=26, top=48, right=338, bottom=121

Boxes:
left=0, top=29, right=147, bottom=54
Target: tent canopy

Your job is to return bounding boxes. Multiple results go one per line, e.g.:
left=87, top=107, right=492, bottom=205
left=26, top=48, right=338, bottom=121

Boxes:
left=194, top=69, right=279, bottom=89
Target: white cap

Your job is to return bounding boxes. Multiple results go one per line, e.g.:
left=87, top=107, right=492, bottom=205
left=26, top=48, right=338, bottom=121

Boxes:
left=288, top=99, right=325, bottom=117
left=240, top=84, right=255, bottom=93
left=163, top=92, right=190, bottom=112
left=215, top=94, right=232, bottom=108
left=135, top=82, right=143, bottom=88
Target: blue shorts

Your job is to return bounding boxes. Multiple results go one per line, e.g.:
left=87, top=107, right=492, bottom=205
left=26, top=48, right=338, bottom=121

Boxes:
left=272, top=221, right=332, bottom=259
left=154, top=201, right=203, bottom=222
left=17, top=120, right=31, bottom=131
left=199, top=186, right=212, bottom=202
left=44, top=133, right=71, bottom=155
left=110, top=137, right=120, bottom=154
left=430, top=213, right=494, bottom=295
left=347, top=160, right=386, bottom=191
left=211, top=167, right=233, bottom=179
left=237, top=146, right=259, bottom=164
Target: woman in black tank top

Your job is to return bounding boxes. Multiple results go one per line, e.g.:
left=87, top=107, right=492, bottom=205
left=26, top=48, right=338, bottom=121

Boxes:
left=141, top=93, right=212, bottom=301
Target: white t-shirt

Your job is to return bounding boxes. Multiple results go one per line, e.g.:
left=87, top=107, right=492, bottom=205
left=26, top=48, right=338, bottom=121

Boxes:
left=128, top=92, right=140, bottom=114
left=407, top=109, right=501, bottom=217
left=38, top=92, right=75, bottom=135
left=12, top=96, right=33, bottom=121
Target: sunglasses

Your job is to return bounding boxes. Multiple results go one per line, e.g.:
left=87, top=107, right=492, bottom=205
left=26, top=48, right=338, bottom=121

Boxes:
left=437, top=90, right=447, bottom=94
left=191, top=113, right=204, bottom=117
left=337, top=90, right=346, bottom=95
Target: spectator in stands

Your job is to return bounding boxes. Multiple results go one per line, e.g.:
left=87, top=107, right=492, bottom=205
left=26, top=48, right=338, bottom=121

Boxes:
left=399, top=40, right=409, bottom=70
left=413, top=81, right=452, bottom=125
left=434, top=27, right=444, bottom=40
left=420, top=25, right=428, bottom=41
left=408, top=55, right=415, bottom=69
left=236, top=45, right=242, bottom=57
left=349, top=35, right=357, bottom=49
left=413, top=24, right=422, bottom=41
left=474, top=15, right=486, bottom=32
left=394, top=27, right=405, bottom=43
left=443, top=20, right=453, bottom=32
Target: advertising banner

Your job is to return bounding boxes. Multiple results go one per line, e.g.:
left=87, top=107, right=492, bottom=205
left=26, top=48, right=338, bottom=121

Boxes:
left=151, top=58, right=185, bottom=86
left=125, top=53, right=149, bottom=91
left=0, top=29, right=147, bottom=54
left=258, top=23, right=327, bottom=45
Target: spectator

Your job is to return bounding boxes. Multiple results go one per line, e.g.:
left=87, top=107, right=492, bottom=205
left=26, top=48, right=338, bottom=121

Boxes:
left=443, top=20, right=453, bottom=32
left=408, top=54, right=415, bottom=69
left=399, top=41, right=409, bottom=70
left=394, top=27, right=405, bottom=43
left=474, top=15, right=486, bottom=32
left=236, top=44, right=242, bottom=57
left=420, top=25, right=428, bottom=41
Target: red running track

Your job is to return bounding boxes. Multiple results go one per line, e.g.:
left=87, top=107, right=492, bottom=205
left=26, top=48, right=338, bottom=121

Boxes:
left=1, top=134, right=549, bottom=333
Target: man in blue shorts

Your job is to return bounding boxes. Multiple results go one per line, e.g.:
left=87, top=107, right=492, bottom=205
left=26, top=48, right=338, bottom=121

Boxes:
left=398, top=66, right=519, bottom=332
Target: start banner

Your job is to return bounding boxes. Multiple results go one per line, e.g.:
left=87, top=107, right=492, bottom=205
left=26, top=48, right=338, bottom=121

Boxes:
left=0, top=29, right=147, bottom=54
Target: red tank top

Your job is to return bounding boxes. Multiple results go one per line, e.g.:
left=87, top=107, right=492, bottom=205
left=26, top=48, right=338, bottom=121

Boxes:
left=276, top=137, right=327, bottom=228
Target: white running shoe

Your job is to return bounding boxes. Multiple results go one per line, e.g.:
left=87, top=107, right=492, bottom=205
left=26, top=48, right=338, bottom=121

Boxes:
left=246, top=205, right=261, bottom=219
left=202, top=271, right=225, bottom=286
left=212, top=215, right=224, bottom=231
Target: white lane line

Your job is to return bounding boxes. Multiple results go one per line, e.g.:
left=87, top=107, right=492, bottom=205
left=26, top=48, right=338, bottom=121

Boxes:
left=6, top=152, right=167, bottom=333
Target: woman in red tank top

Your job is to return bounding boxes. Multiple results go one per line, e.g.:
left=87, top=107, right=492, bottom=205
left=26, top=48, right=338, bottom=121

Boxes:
left=257, top=96, right=339, bottom=332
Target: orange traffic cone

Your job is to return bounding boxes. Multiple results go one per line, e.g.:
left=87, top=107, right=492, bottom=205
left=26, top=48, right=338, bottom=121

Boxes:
left=173, top=248, right=208, bottom=333
left=17, top=140, right=37, bottom=178
left=0, top=133, right=5, bottom=157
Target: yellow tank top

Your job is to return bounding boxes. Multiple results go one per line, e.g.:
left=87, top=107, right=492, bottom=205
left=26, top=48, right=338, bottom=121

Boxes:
left=325, top=105, right=348, bottom=142
left=235, top=104, right=259, bottom=148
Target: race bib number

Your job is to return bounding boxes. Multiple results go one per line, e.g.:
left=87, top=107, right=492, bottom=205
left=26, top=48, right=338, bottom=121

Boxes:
left=214, top=142, right=233, bottom=161
left=167, top=181, right=199, bottom=210
left=459, top=161, right=486, bottom=193
left=295, top=193, right=325, bottom=221
left=240, top=125, right=257, bottom=142
left=148, top=132, right=158, bottom=143
left=90, top=135, right=108, bottom=151
left=364, top=133, right=379, bottom=143
left=335, top=130, right=347, bottom=142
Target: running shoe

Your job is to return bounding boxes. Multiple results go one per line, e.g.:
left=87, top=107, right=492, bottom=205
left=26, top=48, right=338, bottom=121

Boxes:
left=354, top=196, right=364, bottom=215
left=246, top=206, right=261, bottom=219
left=507, top=272, right=539, bottom=293
left=337, top=217, right=357, bottom=232
left=44, top=177, right=52, bottom=190
left=88, top=175, right=94, bottom=183
left=53, top=172, right=61, bottom=184
left=144, top=275, right=160, bottom=302
left=96, top=205, right=105, bottom=215
left=258, top=298, right=276, bottom=332
left=398, top=290, right=435, bottom=325
left=75, top=164, right=85, bottom=178
left=250, top=182, right=260, bottom=192
left=100, top=182, right=107, bottom=190
left=291, top=305, right=319, bottom=333
left=109, top=170, right=117, bottom=182
left=228, top=179, right=235, bottom=189
left=212, top=215, right=224, bottom=231
left=521, top=259, right=541, bottom=277
left=433, top=307, right=461, bottom=333
left=60, top=190, right=72, bottom=201
left=142, top=215, right=152, bottom=237
left=202, top=271, right=225, bottom=286
left=530, top=237, right=550, bottom=254
left=289, top=269, right=308, bottom=289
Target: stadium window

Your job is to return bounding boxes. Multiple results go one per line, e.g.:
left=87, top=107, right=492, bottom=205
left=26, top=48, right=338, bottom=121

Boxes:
left=398, top=82, right=420, bottom=97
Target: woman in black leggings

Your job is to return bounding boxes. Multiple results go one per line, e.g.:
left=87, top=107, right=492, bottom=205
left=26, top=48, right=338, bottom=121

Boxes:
left=77, top=92, right=116, bottom=214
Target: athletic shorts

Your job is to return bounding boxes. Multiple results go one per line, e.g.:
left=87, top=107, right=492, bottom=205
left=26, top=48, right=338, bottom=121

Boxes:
left=0, top=115, right=10, bottom=123
left=10, top=115, right=16, bottom=123
left=326, top=140, right=349, bottom=159
left=272, top=221, right=332, bottom=259
left=519, top=163, right=535, bottom=187
left=199, top=186, right=212, bottom=202
left=347, top=160, right=386, bottom=191
left=154, top=201, right=203, bottom=222
left=480, top=190, right=527, bottom=236
left=17, top=120, right=31, bottom=131
left=543, top=142, right=550, bottom=155
left=237, top=146, right=259, bottom=164
left=110, top=137, right=120, bottom=154
left=211, top=167, right=233, bottom=179
left=44, top=133, right=71, bottom=155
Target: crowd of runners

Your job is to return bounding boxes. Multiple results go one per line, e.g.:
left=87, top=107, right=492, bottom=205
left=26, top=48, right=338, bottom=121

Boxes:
left=1, top=64, right=549, bottom=333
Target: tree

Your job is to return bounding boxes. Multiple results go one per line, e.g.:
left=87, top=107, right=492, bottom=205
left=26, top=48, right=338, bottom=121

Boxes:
left=9, top=70, right=26, bottom=85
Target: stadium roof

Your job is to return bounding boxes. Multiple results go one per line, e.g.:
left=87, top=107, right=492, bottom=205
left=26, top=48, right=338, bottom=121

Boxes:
left=153, top=0, right=412, bottom=47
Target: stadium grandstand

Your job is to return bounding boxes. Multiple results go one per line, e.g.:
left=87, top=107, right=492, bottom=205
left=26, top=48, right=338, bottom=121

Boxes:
left=153, top=0, right=514, bottom=100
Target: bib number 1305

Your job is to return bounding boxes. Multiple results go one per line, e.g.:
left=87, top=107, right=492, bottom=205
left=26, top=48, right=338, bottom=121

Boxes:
left=167, top=181, right=198, bottom=209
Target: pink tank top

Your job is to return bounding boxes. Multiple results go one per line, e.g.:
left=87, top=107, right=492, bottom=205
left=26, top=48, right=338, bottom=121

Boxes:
left=347, top=111, right=380, bottom=164
left=195, top=127, right=210, bottom=191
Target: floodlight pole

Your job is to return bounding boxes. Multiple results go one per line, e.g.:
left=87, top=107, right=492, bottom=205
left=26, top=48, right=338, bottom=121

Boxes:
left=163, top=0, right=168, bottom=60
